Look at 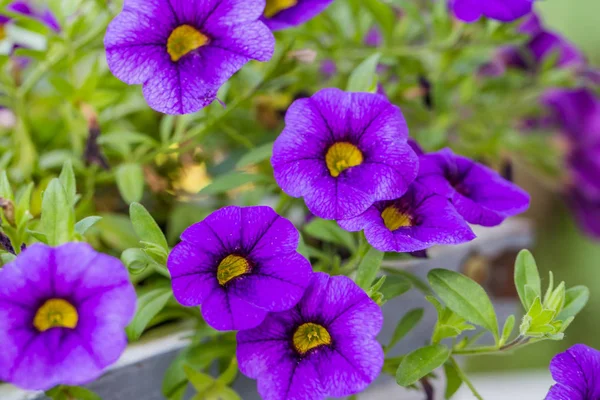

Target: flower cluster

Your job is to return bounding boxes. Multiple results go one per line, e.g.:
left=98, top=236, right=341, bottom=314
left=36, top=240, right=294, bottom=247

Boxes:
left=168, top=207, right=384, bottom=399
left=0, top=243, right=136, bottom=390
left=272, top=89, right=530, bottom=252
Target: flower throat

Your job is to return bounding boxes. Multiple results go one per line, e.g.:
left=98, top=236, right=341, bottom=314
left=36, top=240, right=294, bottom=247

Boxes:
left=167, top=25, right=209, bottom=62
left=264, top=0, right=298, bottom=18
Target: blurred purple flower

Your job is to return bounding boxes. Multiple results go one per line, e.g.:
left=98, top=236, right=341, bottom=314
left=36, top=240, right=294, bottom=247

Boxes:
left=450, top=0, right=534, bottom=23
left=271, top=88, right=419, bottom=220
left=545, top=344, right=600, bottom=400
left=339, top=182, right=475, bottom=252
left=1, top=1, right=60, bottom=32
left=237, top=272, right=383, bottom=400
left=0, top=243, right=136, bottom=390
left=104, top=0, right=274, bottom=114
left=262, top=0, right=334, bottom=31
left=418, top=148, right=530, bottom=226
left=364, top=26, right=383, bottom=47
left=168, top=205, right=312, bottom=331
left=569, top=190, right=600, bottom=239
left=320, top=59, right=337, bottom=78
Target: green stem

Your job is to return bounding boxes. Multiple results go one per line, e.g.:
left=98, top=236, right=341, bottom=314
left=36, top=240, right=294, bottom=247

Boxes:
left=449, top=357, right=484, bottom=400
left=453, top=335, right=531, bottom=356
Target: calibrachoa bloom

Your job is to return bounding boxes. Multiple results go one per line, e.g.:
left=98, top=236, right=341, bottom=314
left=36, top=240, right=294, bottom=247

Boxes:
left=261, top=0, right=334, bottom=31
left=418, top=148, right=530, bottom=226
left=105, top=0, right=275, bottom=114
left=338, top=183, right=475, bottom=252
left=237, top=272, right=383, bottom=400
left=546, top=344, right=600, bottom=400
left=450, top=0, right=534, bottom=23
left=271, top=88, right=419, bottom=220
left=0, top=243, right=136, bottom=390
left=168, top=205, right=312, bottom=331
left=0, top=1, right=60, bottom=33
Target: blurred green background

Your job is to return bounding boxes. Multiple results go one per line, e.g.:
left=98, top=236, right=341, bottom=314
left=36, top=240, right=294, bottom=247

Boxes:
left=468, top=1, right=600, bottom=372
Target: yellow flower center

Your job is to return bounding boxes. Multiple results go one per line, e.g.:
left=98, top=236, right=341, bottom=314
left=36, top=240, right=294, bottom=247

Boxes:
left=0, top=25, right=6, bottom=41
left=217, top=255, right=251, bottom=285
left=264, top=0, right=298, bottom=18
left=381, top=206, right=413, bottom=231
left=167, top=25, right=209, bottom=62
left=33, top=299, right=79, bottom=332
left=325, top=142, right=364, bottom=178
left=292, top=322, right=332, bottom=355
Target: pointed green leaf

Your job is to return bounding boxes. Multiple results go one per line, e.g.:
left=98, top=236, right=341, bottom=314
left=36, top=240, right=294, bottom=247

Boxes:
left=499, top=315, right=516, bottom=347
left=0, top=171, right=14, bottom=201
left=355, top=247, right=384, bottom=290
left=428, top=269, right=499, bottom=342
left=363, top=2, right=395, bottom=44
left=126, top=286, right=172, bottom=341
left=386, top=308, right=424, bottom=353
left=41, top=179, right=75, bottom=246
left=443, top=362, right=463, bottom=399
left=59, top=160, right=77, bottom=207
left=514, top=250, right=541, bottom=309
left=183, top=365, right=214, bottom=392
left=379, top=275, right=412, bottom=301
left=75, top=216, right=102, bottom=236
left=346, top=52, right=381, bottom=92
left=199, top=173, right=268, bottom=195
left=304, top=218, right=356, bottom=251
left=130, top=202, right=169, bottom=251
left=116, top=163, right=145, bottom=204
left=557, top=286, right=589, bottom=321
left=396, top=344, right=451, bottom=387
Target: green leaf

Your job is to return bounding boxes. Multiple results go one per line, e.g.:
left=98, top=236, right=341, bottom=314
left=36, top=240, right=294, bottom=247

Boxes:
left=304, top=218, right=356, bottom=251
left=346, top=52, right=381, bottom=92
left=46, top=386, right=101, bottom=400
left=126, top=286, right=172, bottom=341
left=75, top=216, right=102, bottom=236
left=59, top=160, right=77, bottom=207
left=545, top=282, right=566, bottom=314
left=130, top=202, right=169, bottom=251
left=443, top=362, right=463, bottom=400
left=183, top=365, right=214, bottom=392
left=514, top=250, right=541, bottom=309
left=428, top=269, right=499, bottom=342
left=355, top=247, right=384, bottom=290
left=236, top=142, right=274, bottom=168
left=199, top=172, right=268, bottom=195
left=15, top=182, right=33, bottom=227
left=386, top=308, right=424, bottom=353
left=499, top=315, right=516, bottom=347
left=116, top=163, right=145, bottom=204
left=41, top=179, right=75, bottom=246
left=379, top=275, right=412, bottom=301
left=0, top=171, right=14, bottom=201
left=121, top=248, right=153, bottom=273
left=396, top=344, right=451, bottom=386
left=557, top=286, right=589, bottom=321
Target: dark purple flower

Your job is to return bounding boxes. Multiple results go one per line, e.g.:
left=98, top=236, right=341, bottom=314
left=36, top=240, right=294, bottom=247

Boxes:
left=272, top=88, right=419, bottom=220
left=7, top=1, right=61, bottom=32
left=546, top=344, right=600, bottom=400
left=450, top=0, right=533, bottom=23
left=105, top=0, right=275, bottom=114
left=418, top=149, right=530, bottom=226
left=543, top=89, right=600, bottom=199
left=338, top=182, right=475, bottom=252
left=320, top=59, right=337, bottom=78
left=237, top=272, right=383, bottom=400
left=364, top=26, right=383, bottom=47
left=568, top=190, right=600, bottom=239
left=168, top=205, right=312, bottom=331
left=0, top=243, right=136, bottom=390
left=261, top=0, right=334, bottom=31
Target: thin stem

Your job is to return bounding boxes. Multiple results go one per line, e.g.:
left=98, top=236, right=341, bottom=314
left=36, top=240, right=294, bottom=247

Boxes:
left=449, top=357, right=484, bottom=400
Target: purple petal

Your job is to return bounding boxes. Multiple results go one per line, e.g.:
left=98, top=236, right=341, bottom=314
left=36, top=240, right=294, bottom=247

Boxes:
left=451, top=0, right=482, bottom=22
left=256, top=357, right=325, bottom=400
left=241, top=206, right=299, bottom=258
left=262, top=0, right=334, bottom=31
left=230, top=252, right=312, bottom=311
left=0, top=244, right=53, bottom=304
left=201, top=288, right=267, bottom=331
left=545, top=384, right=585, bottom=400
left=482, top=0, right=533, bottom=22
left=549, top=344, right=600, bottom=399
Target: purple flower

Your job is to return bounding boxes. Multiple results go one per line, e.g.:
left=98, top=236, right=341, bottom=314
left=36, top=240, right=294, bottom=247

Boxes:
left=168, top=205, right=312, bottom=331
left=320, top=59, right=337, bottom=78
left=418, top=149, right=530, bottom=226
left=271, top=88, right=419, bottom=220
left=569, top=190, right=600, bottom=239
left=7, top=1, right=61, bottom=32
left=364, top=26, right=383, bottom=47
left=543, top=89, right=600, bottom=199
left=546, top=344, right=600, bottom=400
left=339, top=182, right=475, bottom=252
left=261, top=0, right=334, bottom=31
left=237, top=272, right=383, bottom=400
left=0, top=243, right=136, bottom=390
left=105, top=0, right=275, bottom=115
left=450, top=0, right=533, bottom=23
